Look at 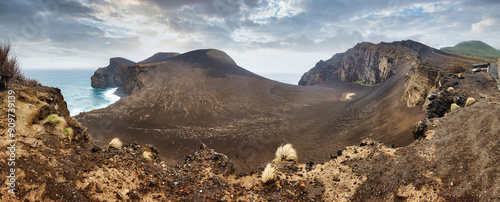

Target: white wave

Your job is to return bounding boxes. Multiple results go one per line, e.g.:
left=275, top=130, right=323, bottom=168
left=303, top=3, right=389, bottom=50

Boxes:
left=104, top=87, right=121, bottom=104
left=70, top=108, right=83, bottom=116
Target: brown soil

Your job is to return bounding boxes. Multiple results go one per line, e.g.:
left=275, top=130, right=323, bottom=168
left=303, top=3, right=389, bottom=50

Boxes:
left=75, top=49, right=435, bottom=173
left=1, top=76, right=499, bottom=200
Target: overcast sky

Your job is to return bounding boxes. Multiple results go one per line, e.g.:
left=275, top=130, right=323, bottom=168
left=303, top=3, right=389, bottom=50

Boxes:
left=1, top=0, right=500, bottom=75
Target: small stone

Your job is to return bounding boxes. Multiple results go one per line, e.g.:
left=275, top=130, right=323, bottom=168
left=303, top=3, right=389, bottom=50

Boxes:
left=116, top=192, right=123, bottom=199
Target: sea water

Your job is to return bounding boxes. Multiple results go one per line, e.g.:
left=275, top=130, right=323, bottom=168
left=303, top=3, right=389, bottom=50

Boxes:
left=22, top=69, right=303, bottom=116
left=23, top=69, right=120, bottom=116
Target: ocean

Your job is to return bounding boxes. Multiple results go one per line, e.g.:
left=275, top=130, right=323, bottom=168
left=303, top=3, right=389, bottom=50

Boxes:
left=22, top=69, right=303, bottom=116
left=23, top=69, right=120, bottom=116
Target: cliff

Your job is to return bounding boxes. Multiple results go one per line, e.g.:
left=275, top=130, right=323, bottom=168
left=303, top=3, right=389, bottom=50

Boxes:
left=299, top=40, right=478, bottom=108
left=90, top=57, right=136, bottom=89
left=488, top=58, right=500, bottom=85
left=90, top=52, right=179, bottom=91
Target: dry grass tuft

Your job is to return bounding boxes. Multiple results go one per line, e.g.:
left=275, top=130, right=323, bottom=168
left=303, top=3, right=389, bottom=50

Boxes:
left=108, top=138, right=123, bottom=149
left=273, top=143, right=298, bottom=163
left=143, top=151, right=153, bottom=161
left=465, top=97, right=476, bottom=107
left=447, top=87, right=454, bottom=91
left=261, top=163, right=276, bottom=183
left=41, top=114, right=67, bottom=132
left=64, top=127, right=74, bottom=140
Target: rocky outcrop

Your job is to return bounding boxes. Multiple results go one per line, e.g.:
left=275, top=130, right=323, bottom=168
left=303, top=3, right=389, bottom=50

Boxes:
left=299, top=40, right=427, bottom=86
left=91, top=53, right=182, bottom=94
left=402, top=63, right=443, bottom=107
left=90, top=57, right=136, bottom=89
left=488, top=58, right=500, bottom=85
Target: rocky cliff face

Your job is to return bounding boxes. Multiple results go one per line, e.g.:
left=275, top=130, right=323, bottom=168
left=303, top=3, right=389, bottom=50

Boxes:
left=90, top=57, right=136, bottom=89
left=91, top=53, right=179, bottom=91
left=403, top=63, right=443, bottom=107
left=488, top=58, right=500, bottom=85
left=299, top=40, right=478, bottom=108
left=299, top=41, right=424, bottom=86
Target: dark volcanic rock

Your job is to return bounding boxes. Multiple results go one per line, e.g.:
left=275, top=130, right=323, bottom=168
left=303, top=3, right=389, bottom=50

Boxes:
left=90, top=57, right=137, bottom=89
left=412, top=120, right=428, bottom=139
left=298, top=40, right=452, bottom=87
left=425, top=90, right=466, bottom=118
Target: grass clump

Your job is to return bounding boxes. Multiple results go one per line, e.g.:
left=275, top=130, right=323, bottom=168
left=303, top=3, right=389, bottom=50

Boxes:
left=450, top=103, right=460, bottom=112
left=353, top=80, right=374, bottom=86
left=465, top=97, right=476, bottom=107
left=41, top=114, right=67, bottom=132
left=143, top=151, right=153, bottom=161
left=273, top=143, right=298, bottom=163
left=64, top=127, right=74, bottom=139
left=108, top=138, right=123, bottom=149
left=261, top=163, right=276, bottom=184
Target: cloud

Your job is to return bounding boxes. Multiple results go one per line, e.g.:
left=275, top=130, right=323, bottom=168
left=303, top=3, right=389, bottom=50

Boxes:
left=0, top=0, right=500, bottom=73
left=472, top=18, right=496, bottom=34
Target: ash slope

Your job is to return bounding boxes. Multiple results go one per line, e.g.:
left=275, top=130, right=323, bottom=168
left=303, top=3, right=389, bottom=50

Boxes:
left=78, top=49, right=351, bottom=172
left=77, top=42, right=482, bottom=172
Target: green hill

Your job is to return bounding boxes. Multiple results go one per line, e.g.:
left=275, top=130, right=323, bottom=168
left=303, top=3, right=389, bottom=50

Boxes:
left=440, top=40, right=500, bottom=58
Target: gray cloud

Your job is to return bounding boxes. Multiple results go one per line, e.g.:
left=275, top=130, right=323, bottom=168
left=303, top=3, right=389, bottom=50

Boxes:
left=0, top=0, right=499, bottom=72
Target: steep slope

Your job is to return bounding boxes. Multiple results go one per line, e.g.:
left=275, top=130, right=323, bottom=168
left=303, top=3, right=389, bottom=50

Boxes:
left=78, top=42, right=483, bottom=173
left=78, top=49, right=353, bottom=172
left=138, top=52, right=180, bottom=64
left=299, top=40, right=450, bottom=86
left=440, top=40, right=500, bottom=58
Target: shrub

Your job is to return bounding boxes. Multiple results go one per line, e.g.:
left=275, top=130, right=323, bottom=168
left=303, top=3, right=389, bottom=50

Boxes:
left=273, top=143, right=298, bottom=163
left=450, top=103, right=460, bottom=112
left=448, top=63, right=467, bottom=73
left=24, top=78, right=39, bottom=87
left=143, top=151, right=153, bottom=161
left=465, top=97, right=476, bottom=107
left=0, top=42, right=21, bottom=90
left=108, top=138, right=123, bottom=149
left=261, top=163, right=276, bottom=183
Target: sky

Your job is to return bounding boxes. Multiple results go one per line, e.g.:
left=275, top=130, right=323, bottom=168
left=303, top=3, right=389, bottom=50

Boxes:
left=1, top=0, right=500, bottom=75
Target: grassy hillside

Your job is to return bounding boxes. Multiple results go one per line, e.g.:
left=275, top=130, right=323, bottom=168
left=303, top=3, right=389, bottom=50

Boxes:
left=440, top=40, right=500, bottom=58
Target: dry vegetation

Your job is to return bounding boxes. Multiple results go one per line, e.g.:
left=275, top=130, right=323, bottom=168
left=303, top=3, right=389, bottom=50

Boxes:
left=108, top=137, right=123, bottom=149
left=448, top=63, right=468, bottom=73
left=273, top=143, right=298, bottom=163
left=0, top=42, right=38, bottom=89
